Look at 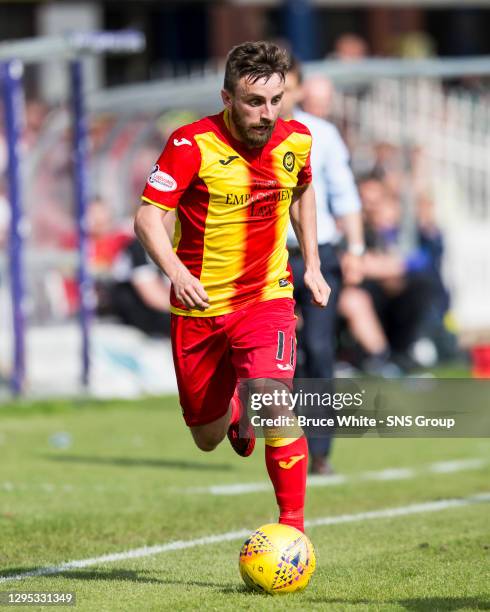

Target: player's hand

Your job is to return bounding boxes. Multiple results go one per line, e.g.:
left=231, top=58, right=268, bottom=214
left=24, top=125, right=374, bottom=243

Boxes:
left=171, top=265, right=210, bottom=311
left=304, top=267, right=331, bottom=308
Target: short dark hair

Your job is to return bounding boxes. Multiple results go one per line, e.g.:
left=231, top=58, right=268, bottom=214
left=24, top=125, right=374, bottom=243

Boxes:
left=224, top=41, right=291, bottom=93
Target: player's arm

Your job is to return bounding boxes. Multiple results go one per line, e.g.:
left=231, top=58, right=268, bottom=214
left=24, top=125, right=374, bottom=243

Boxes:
left=134, top=204, right=209, bottom=311
left=290, top=183, right=330, bottom=308
left=135, top=130, right=209, bottom=311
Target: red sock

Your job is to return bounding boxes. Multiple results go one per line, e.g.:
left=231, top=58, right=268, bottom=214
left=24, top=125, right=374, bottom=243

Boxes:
left=228, top=389, right=241, bottom=426
left=265, top=436, right=308, bottom=532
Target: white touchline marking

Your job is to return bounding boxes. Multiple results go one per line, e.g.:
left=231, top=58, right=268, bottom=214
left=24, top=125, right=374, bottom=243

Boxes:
left=360, top=468, right=414, bottom=481
left=0, top=482, right=125, bottom=494
left=1, top=492, right=489, bottom=584
left=180, top=458, right=488, bottom=496
left=429, top=459, right=486, bottom=473
left=308, top=474, right=348, bottom=488
left=1, top=459, right=487, bottom=497
left=205, top=482, right=271, bottom=495
left=305, top=493, right=490, bottom=527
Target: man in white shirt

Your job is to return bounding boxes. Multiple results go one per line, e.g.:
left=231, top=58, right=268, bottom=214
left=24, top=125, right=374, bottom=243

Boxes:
left=282, top=59, right=365, bottom=474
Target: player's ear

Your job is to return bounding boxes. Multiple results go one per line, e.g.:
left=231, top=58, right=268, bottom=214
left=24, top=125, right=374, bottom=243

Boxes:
left=221, top=88, right=233, bottom=110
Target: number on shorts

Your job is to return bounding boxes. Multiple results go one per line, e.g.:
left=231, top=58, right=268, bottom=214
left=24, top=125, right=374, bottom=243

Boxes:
left=276, top=331, right=295, bottom=367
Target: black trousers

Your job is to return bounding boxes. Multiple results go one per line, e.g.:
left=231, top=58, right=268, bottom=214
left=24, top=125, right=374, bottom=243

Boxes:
left=363, top=273, right=438, bottom=354
left=112, top=283, right=171, bottom=337
left=289, top=243, right=342, bottom=457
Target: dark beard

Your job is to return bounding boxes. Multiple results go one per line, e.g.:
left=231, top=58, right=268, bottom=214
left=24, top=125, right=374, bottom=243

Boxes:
left=231, top=105, right=275, bottom=148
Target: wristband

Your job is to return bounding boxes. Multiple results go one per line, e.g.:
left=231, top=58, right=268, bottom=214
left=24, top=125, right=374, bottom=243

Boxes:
left=347, top=243, right=366, bottom=256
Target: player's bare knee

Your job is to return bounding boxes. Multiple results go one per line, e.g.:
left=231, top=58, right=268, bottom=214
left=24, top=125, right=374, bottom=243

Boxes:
left=194, top=437, right=219, bottom=452
left=190, top=428, right=225, bottom=452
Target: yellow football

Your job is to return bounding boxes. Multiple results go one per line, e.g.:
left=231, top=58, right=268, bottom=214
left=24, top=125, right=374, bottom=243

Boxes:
left=239, top=523, right=316, bottom=595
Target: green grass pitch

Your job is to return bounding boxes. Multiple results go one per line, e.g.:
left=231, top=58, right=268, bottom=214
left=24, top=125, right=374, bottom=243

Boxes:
left=0, top=393, right=489, bottom=611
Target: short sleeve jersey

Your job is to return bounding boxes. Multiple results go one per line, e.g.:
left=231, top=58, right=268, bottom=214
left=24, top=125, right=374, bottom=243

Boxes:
left=141, top=110, right=312, bottom=317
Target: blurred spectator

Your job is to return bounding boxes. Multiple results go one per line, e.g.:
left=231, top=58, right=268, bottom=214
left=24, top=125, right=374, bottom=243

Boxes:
left=338, top=175, right=455, bottom=370
left=338, top=177, right=402, bottom=374
left=60, top=197, right=132, bottom=315
left=333, top=34, right=368, bottom=61
left=85, top=197, right=132, bottom=274
left=61, top=197, right=131, bottom=274
left=372, top=142, right=404, bottom=197
left=302, top=76, right=335, bottom=120
left=110, top=237, right=171, bottom=337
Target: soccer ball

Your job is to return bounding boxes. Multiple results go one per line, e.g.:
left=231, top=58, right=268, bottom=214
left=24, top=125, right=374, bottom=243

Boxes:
left=239, top=523, right=316, bottom=595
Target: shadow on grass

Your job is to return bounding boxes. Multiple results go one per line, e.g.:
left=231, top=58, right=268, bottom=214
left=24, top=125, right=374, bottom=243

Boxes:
left=60, top=570, right=247, bottom=592
left=303, top=596, right=490, bottom=610
left=0, top=569, right=164, bottom=585
left=0, top=567, right=246, bottom=593
left=44, top=455, right=234, bottom=472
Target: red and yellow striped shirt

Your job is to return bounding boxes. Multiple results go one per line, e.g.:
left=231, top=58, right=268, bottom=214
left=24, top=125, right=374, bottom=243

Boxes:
left=141, top=110, right=312, bottom=317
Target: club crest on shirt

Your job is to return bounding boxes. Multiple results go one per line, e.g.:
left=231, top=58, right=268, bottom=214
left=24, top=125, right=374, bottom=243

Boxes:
left=283, top=151, right=295, bottom=172
left=147, top=165, right=177, bottom=192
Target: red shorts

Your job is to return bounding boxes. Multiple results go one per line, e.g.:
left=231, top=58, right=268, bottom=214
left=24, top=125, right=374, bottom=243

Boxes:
left=171, top=298, right=297, bottom=427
